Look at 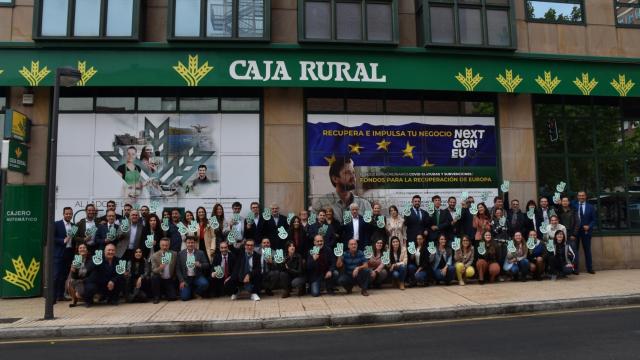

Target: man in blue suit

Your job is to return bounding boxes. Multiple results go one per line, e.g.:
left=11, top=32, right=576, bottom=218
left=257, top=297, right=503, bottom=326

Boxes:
left=404, top=195, right=429, bottom=245
left=94, top=210, right=122, bottom=250
left=53, top=207, right=75, bottom=302
left=574, top=191, right=597, bottom=275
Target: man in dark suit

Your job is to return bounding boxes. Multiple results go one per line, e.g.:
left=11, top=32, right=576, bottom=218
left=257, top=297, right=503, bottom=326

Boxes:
left=307, top=209, right=338, bottom=249
left=95, top=210, right=123, bottom=250
left=83, top=243, right=125, bottom=306
left=231, top=239, right=262, bottom=301
left=118, top=209, right=143, bottom=261
left=443, top=196, right=463, bottom=240
left=73, top=203, right=99, bottom=253
left=405, top=195, right=429, bottom=245
left=340, top=203, right=370, bottom=250
left=176, top=236, right=210, bottom=301
left=244, top=202, right=264, bottom=244
left=534, top=196, right=557, bottom=238
left=429, top=195, right=452, bottom=243
left=261, top=203, right=289, bottom=250
left=53, top=207, right=75, bottom=302
left=210, top=240, right=236, bottom=297
left=506, top=199, right=527, bottom=238
left=574, top=191, right=597, bottom=274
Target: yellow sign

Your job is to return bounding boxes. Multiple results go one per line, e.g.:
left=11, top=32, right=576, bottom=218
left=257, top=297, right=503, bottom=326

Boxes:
left=2, top=256, right=40, bottom=292
left=11, top=110, right=28, bottom=141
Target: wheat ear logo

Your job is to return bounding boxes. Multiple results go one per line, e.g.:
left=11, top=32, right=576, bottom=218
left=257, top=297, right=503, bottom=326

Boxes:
left=455, top=68, right=483, bottom=92
left=496, top=69, right=523, bottom=93
left=173, top=54, right=214, bottom=86
left=19, top=61, right=51, bottom=86
left=610, top=74, right=635, bottom=97
left=535, top=71, right=561, bottom=94
left=3, top=256, right=40, bottom=291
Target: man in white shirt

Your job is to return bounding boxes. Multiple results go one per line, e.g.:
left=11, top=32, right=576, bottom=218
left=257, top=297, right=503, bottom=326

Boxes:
left=53, top=207, right=75, bottom=302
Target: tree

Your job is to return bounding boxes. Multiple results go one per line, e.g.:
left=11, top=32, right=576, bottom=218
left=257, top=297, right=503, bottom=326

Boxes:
left=570, top=6, right=583, bottom=22
left=543, top=8, right=557, bottom=21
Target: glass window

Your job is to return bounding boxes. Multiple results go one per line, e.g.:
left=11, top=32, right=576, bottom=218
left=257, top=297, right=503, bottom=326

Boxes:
left=424, top=100, right=458, bottom=114
left=221, top=98, right=260, bottom=111
left=180, top=97, right=219, bottom=111
left=172, top=0, right=267, bottom=39
left=175, top=0, right=201, bottom=36
left=616, top=0, right=640, bottom=27
left=302, top=0, right=396, bottom=42
left=73, top=0, right=101, bottom=36
left=336, top=2, right=363, bottom=40
left=429, top=6, right=455, bottom=43
left=41, top=0, right=69, bottom=36
left=106, top=0, right=134, bottom=36
left=59, top=97, right=94, bottom=111
left=0, top=0, right=14, bottom=4
left=307, top=98, right=345, bottom=112
left=207, top=0, right=233, bottom=37
left=367, top=3, right=392, bottom=41
left=346, top=98, right=384, bottom=113
left=525, top=0, right=584, bottom=24
left=96, top=97, right=135, bottom=112
left=238, top=0, right=264, bottom=37
left=459, top=8, right=482, bottom=44
left=305, top=2, right=332, bottom=39
left=422, top=0, right=513, bottom=48
left=38, top=0, right=139, bottom=38
left=486, top=9, right=509, bottom=46
left=138, top=97, right=178, bottom=112
left=534, top=96, right=640, bottom=233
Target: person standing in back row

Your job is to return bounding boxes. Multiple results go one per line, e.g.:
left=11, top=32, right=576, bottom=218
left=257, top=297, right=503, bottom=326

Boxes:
left=574, top=191, right=596, bottom=275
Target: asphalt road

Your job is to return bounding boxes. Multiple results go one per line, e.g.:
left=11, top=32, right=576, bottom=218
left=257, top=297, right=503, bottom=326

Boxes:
left=1, top=306, right=639, bottom=359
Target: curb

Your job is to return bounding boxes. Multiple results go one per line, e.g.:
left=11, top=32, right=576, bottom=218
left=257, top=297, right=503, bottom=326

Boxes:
left=1, top=294, right=639, bottom=340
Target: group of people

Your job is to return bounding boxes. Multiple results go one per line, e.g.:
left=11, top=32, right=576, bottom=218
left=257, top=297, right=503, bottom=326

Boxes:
left=53, top=190, right=597, bottom=306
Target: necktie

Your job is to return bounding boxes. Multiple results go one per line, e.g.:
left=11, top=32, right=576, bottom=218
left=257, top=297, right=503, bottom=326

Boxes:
left=223, top=255, right=228, bottom=278
left=580, top=204, right=585, bottom=221
left=436, top=210, right=440, bottom=224
left=415, top=208, right=421, bottom=221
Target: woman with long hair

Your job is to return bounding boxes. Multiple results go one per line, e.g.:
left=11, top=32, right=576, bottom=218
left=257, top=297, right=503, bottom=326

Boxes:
left=287, top=216, right=307, bottom=255
left=549, top=230, right=576, bottom=280
left=387, top=236, right=407, bottom=290
left=142, top=213, right=163, bottom=258
left=407, top=234, right=429, bottom=287
left=430, top=234, right=455, bottom=285
left=475, top=231, right=500, bottom=284
left=504, top=231, right=529, bottom=281
left=454, top=235, right=475, bottom=286
left=473, top=203, right=491, bottom=242
left=368, top=239, right=388, bottom=289
left=211, top=203, right=226, bottom=242
left=195, top=206, right=216, bottom=261
left=126, top=247, right=150, bottom=303
left=385, top=205, right=406, bottom=247
left=283, top=241, right=306, bottom=298
left=67, top=243, right=90, bottom=308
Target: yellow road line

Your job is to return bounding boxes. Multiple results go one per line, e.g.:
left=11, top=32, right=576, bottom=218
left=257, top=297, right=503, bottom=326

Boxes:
left=1, top=304, right=639, bottom=346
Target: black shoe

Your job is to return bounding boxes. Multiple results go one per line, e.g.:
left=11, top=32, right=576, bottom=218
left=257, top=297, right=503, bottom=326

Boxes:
left=297, top=287, right=305, bottom=296
left=574, top=271, right=580, bottom=275
left=588, top=270, right=595, bottom=274
left=84, top=302, right=92, bottom=308
left=346, top=288, right=353, bottom=294
left=153, top=298, right=160, bottom=304
left=265, top=289, right=274, bottom=296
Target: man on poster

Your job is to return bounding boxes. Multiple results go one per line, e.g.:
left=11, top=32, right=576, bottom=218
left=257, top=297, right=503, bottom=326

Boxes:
left=312, top=156, right=371, bottom=221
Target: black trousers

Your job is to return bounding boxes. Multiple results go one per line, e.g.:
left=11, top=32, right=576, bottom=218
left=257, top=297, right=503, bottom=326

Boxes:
left=211, top=276, right=236, bottom=297
left=151, top=275, right=177, bottom=300
left=84, top=277, right=124, bottom=304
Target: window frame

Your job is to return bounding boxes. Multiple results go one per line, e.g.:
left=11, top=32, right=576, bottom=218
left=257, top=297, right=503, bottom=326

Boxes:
left=167, top=0, right=271, bottom=41
left=524, top=0, right=586, bottom=25
left=33, top=0, right=141, bottom=40
left=297, top=0, right=399, bottom=45
left=0, top=0, right=15, bottom=8
left=417, top=0, right=517, bottom=49
left=533, top=96, right=640, bottom=235
left=613, top=0, right=640, bottom=28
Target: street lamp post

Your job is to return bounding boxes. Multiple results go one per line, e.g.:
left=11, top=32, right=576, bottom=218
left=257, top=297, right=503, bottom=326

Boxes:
left=44, top=67, right=82, bottom=320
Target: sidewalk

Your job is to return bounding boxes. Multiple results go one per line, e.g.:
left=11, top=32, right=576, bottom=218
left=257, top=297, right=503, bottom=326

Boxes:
left=0, top=269, right=639, bottom=339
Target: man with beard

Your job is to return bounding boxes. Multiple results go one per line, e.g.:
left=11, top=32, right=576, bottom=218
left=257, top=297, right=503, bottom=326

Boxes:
left=312, top=156, right=371, bottom=222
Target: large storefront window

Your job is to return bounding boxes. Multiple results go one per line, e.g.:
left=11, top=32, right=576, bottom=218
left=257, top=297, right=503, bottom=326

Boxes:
left=534, top=96, right=640, bottom=233
left=55, top=90, right=261, bottom=219
left=169, top=0, right=270, bottom=40
left=36, top=0, right=140, bottom=39
left=300, top=0, right=398, bottom=43
left=417, top=0, right=514, bottom=48
left=306, top=90, right=499, bottom=218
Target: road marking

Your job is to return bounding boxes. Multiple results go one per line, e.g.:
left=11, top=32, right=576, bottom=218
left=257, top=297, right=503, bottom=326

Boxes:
left=1, top=304, right=639, bottom=345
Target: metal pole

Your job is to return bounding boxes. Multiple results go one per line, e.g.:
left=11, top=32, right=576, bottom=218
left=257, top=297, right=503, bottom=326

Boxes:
left=44, top=69, right=61, bottom=320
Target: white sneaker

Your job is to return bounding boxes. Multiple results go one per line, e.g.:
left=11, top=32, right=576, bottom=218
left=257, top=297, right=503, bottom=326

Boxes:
left=250, top=293, right=261, bottom=301
left=230, top=294, right=237, bottom=300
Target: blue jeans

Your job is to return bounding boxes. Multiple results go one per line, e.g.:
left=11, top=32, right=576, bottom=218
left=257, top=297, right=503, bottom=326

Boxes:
left=180, top=275, right=209, bottom=301
left=433, top=265, right=455, bottom=283
left=407, top=264, right=428, bottom=283
left=338, top=269, right=371, bottom=291
left=309, top=270, right=338, bottom=297
left=391, top=265, right=407, bottom=282
left=506, top=259, right=530, bottom=278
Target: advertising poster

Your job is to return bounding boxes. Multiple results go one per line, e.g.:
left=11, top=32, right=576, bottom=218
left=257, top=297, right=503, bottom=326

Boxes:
left=308, top=114, right=499, bottom=217
left=55, top=113, right=260, bottom=219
